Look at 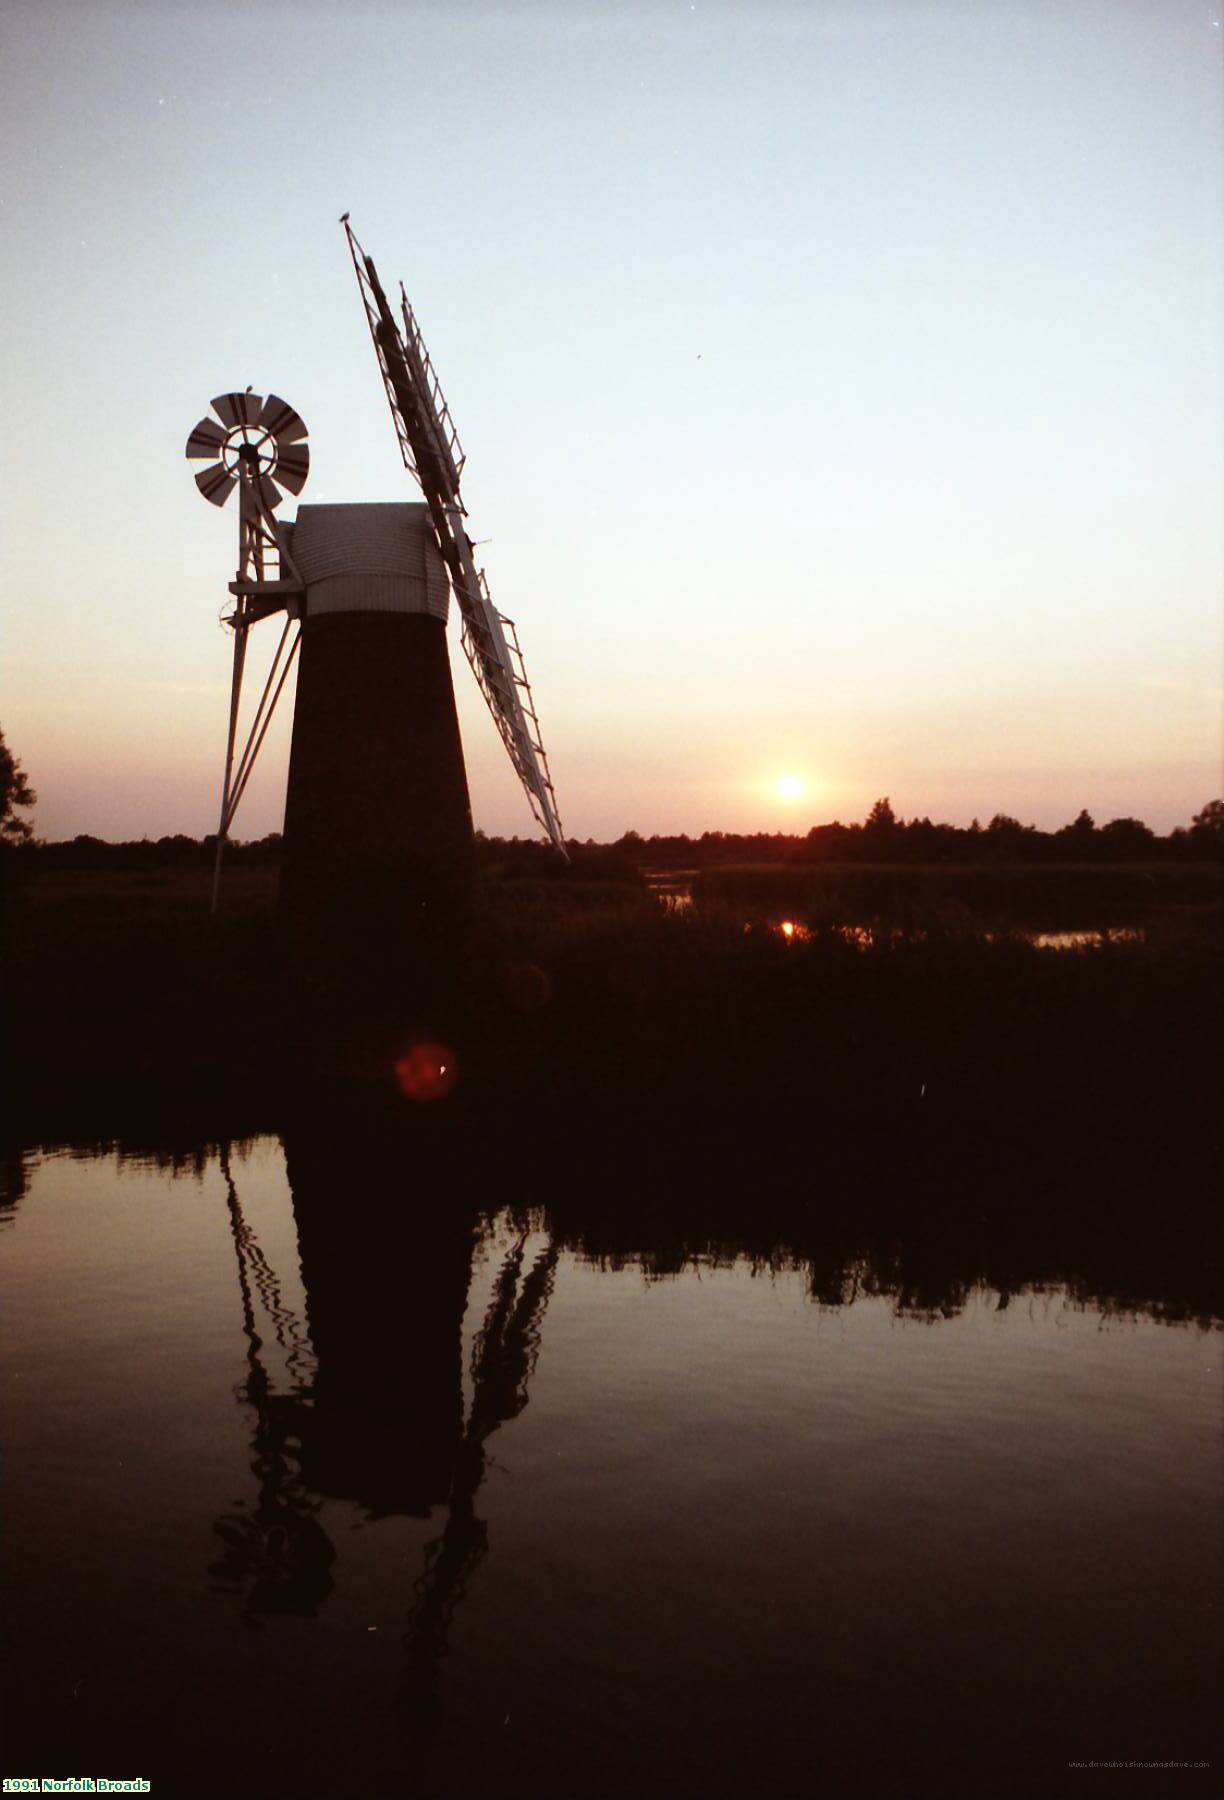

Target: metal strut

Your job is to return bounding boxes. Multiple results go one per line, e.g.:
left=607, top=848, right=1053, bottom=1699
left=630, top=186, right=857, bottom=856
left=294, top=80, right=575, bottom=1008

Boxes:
left=209, top=467, right=304, bottom=914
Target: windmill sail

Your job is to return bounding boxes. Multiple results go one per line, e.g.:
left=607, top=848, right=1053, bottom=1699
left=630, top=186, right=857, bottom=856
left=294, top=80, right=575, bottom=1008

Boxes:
left=341, top=217, right=566, bottom=854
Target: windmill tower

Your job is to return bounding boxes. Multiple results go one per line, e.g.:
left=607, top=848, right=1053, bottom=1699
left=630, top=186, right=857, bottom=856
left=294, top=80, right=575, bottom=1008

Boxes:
left=185, top=217, right=565, bottom=945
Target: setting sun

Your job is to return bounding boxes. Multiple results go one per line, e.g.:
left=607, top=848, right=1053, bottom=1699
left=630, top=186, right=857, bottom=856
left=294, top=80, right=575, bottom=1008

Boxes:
left=775, top=774, right=804, bottom=801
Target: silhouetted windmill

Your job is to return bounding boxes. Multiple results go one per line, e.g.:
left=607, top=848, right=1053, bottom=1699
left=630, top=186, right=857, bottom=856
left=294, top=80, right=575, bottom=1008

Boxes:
left=185, top=217, right=565, bottom=929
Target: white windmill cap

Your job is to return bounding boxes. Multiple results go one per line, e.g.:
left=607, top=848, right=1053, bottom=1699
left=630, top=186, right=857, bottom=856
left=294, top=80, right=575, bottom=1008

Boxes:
left=286, top=502, right=450, bottom=621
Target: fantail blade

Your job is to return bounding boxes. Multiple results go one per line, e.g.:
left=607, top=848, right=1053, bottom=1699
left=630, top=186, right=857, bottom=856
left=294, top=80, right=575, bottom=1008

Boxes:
left=259, top=394, right=308, bottom=444
left=195, top=462, right=237, bottom=507
left=211, top=390, right=263, bottom=430
left=185, top=416, right=226, bottom=459
left=273, top=442, right=309, bottom=494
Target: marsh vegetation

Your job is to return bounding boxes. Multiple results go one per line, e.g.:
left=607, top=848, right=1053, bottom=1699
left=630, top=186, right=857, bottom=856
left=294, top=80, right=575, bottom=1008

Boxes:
left=5, top=852, right=1219, bottom=1256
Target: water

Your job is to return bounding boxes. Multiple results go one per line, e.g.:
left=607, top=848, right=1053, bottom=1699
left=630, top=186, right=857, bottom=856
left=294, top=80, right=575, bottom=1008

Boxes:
left=4, top=1138, right=1220, bottom=1799
left=641, top=873, right=1149, bottom=950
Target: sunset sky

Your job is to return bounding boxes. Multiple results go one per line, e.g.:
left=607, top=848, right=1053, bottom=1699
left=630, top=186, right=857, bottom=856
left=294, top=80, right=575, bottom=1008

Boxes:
left=2, top=0, right=1221, bottom=842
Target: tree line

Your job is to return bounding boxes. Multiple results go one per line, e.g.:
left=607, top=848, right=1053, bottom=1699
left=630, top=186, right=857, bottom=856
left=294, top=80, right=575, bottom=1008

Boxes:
left=3, top=727, right=1220, bottom=870
left=9, top=801, right=1219, bottom=877
left=627, top=796, right=1224, bottom=868
left=507, top=796, right=1223, bottom=872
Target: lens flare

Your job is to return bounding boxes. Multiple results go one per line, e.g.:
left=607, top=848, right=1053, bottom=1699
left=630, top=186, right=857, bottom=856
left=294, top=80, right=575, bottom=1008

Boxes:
left=502, top=962, right=552, bottom=1013
left=393, top=1040, right=458, bottom=1102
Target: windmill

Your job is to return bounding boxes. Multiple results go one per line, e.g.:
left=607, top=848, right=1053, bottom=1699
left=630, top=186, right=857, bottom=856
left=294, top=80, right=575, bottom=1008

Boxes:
left=185, top=217, right=566, bottom=931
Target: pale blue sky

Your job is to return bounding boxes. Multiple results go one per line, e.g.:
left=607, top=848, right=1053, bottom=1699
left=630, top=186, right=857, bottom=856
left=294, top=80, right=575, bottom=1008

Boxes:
left=2, top=0, right=1221, bottom=840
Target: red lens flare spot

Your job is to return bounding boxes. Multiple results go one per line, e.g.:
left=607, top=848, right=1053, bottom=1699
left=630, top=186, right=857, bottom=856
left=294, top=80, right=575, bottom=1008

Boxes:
left=394, top=1041, right=458, bottom=1103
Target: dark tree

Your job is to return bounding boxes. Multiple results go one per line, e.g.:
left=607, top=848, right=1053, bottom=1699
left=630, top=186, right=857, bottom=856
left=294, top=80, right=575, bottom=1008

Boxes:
left=1190, top=799, right=1224, bottom=845
left=0, top=728, right=36, bottom=845
left=863, top=797, right=902, bottom=857
left=984, top=814, right=1036, bottom=859
left=865, top=797, right=898, bottom=832
left=1056, top=808, right=1097, bottom=849
left=1098, top=817, right=1155, bottom=859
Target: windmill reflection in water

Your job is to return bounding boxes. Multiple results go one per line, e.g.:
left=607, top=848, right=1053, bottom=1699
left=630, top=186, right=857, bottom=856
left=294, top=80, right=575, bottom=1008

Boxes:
left=209, top=1136, right=557, bottom=1698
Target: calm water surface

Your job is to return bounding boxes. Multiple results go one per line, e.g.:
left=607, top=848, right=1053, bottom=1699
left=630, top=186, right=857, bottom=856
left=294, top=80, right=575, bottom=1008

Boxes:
left=642, top=874, right=1145, bottom=948
left=3, top=1138, right=1219, bottom=1799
